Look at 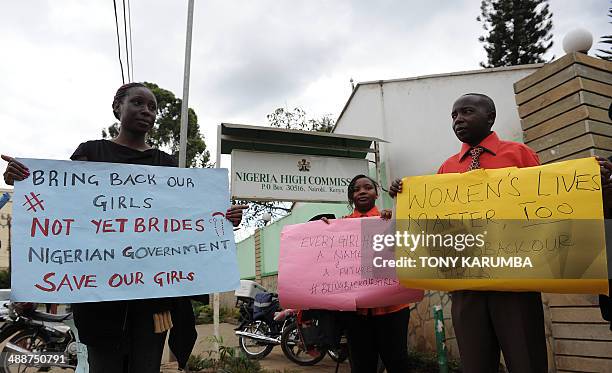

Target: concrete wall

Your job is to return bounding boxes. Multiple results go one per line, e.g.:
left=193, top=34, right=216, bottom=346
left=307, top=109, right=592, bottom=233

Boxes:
left=514, top=53, right=612, bottom=373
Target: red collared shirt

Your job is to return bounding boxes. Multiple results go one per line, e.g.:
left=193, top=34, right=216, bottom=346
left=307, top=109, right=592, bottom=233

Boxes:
left=345, top=206, right=410, bottom=316
left=438, top=131, right=540, bottom=174
left=344, top=206, right=381, bottom=218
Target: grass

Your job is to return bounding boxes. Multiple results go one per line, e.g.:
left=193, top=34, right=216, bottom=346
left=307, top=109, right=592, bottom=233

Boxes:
left=405, top=349, right=462, bottom=373
left=405, top=349, right=506, bottom=373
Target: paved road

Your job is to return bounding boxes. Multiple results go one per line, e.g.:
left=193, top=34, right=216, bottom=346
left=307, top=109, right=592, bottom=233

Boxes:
left=161, top=323, right=351, bottom=372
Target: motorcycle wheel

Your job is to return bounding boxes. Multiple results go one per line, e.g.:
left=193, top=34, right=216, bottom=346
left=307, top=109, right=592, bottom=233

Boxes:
left=0, top=328, right=72, bottom=373
left=238, top=320, right=274, bottom=360
left=280, top=322, right=326, bottom=366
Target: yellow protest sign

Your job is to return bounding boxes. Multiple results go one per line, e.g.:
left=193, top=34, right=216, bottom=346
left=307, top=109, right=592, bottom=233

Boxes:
left=394, top=157, right=608, bottom=294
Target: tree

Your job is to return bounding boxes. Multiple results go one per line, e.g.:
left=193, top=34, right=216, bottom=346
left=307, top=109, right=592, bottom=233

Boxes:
left=102, top=82, right=210, bottom=167
left=237, top=107, right=336, bottom=227
left=266, top=107, right=335, bottom=133
left=477, top=0, right=554, bottom=68
left=596, top=8, right=612, bottom=61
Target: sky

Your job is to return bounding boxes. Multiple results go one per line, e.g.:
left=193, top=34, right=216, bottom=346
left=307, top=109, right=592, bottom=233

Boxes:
left=0, top=0, right=609, bottom=188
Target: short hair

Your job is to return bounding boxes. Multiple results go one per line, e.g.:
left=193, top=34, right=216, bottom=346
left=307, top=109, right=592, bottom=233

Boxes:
left=461, top=93, right=496, bottom=113
left=112, top=82, right=147, bottom=120
left=347, top=174, right=379, bottom=206
left=309, top=213, right=336, bottom=222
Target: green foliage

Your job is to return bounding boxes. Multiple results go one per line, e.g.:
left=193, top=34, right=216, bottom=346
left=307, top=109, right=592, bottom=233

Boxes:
left=215, top=356, right=262, bottom=373
left=596, top=8, right=612, bottom=61
left=187, top=336, right=268, bottom=373
left=192, top=301, right=209, bottom=320
left=478, top=0, right=554, bottom=67
left=400, top=349, right=510, bottom=373
left=101, top=82, right=211, bottom=167
left=187, top=354, right=216, bottom=371
left=266, top=107, right=335, bottom=133
left=187, top=353, right=299, bottom=373
left=405, top=349, right=463, bottom=372
left=236, top=107, right=336, bottom=227
left=186, top=336, right=302, bottom=372
left=233, top=200, right=292, bottom=228
left=0, top=269, right=10, bottom=289
left=192, top=302, right=239, bottom=325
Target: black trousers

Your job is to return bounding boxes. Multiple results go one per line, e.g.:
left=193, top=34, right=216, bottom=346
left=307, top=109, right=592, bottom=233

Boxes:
left=86, top=309, right=167, bottom=373
left=451, top=291, right=547, bottom=373
left=346, top=307, right=410, bottom=373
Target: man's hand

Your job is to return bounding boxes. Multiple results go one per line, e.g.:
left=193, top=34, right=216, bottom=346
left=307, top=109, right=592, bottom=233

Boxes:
left=596, top=157, right=612, bottom=214
left=596, top=156, right=612, bottom=191
left=226, top=205, right=248, bottom=227
left=388, top=178, right=403, bottom=198
left=2, top=155, right=29, bottom=186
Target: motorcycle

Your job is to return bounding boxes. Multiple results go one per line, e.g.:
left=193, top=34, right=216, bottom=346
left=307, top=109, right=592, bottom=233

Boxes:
left=0, top=301, right=81, bottom=373
left=280, top=310, right=332, bottom=366
left=234, top=281, right=327, bottom=365
left=233, top=280, right=271, bottom=359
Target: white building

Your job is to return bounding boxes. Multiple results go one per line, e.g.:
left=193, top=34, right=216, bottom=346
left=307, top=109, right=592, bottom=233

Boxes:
left=334, top=64, right=540, bottom=182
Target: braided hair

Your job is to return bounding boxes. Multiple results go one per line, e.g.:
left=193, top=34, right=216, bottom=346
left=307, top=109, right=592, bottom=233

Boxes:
left=112, top=82, right=147, bottom=120
left=347, top=174, right=379, bottom=209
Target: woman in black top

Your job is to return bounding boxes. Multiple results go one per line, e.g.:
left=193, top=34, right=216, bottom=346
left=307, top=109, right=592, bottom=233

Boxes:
left=2, top=82, right=245, bottom=373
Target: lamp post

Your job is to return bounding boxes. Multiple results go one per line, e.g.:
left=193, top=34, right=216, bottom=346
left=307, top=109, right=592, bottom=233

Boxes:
left=562, top=28, right=593, bottom=54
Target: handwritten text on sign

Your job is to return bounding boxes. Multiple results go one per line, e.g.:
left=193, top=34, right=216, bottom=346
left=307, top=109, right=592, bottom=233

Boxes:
left=278, top=218, right=423, bottom=311
left=12, top=159, right=240, bottom=302
left=395, top=157, right=608, bottom=294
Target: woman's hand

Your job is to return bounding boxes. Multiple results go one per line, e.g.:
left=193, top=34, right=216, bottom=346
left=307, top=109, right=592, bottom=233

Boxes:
left=380, top=209, right=393, bottom=220
left=321, top=216, right=331, bottom=224
left=226, top=204, right=248, bottom=227
left=388, top=178, right=403, bottom=198
left=2, top=155, right=29, bottom=185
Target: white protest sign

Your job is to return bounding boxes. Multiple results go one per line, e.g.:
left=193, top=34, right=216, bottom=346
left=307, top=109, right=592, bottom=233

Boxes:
left=231, top=150, right=369, bottom=202
left=11, top=158, right=240, bottom=302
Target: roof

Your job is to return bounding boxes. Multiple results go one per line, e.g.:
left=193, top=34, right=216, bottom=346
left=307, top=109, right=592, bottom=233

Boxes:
left=334, top=63, right=543, bottom=130
left=219, top=122, right=385, bottom=159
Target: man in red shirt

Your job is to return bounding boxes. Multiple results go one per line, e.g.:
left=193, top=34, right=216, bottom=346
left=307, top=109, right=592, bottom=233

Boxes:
left=390, top=93, right=547, bottom=373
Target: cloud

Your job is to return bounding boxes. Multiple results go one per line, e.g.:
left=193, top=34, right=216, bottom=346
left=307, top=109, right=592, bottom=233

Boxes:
left=0, top=0, right=609, bottom=189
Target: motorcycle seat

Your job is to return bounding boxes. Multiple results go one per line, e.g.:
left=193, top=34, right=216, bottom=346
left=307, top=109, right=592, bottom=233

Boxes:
left=30, top=310, right=73, bottom=322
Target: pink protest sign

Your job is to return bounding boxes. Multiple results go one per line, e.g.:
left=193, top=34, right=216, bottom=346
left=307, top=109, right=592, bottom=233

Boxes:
left=278, top=217, right=423, bottom=311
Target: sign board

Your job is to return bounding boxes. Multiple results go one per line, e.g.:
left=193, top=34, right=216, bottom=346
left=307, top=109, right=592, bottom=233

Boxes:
left=12, top=158, right=240, bottom=303
left=278, top=218, right=424, bottom=310
left=395, top=157, right=608, bottom=294
left=231, top=150, right=369, bottom=202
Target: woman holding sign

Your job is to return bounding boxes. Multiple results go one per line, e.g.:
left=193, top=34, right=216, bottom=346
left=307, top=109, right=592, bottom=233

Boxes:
left=2, top=82, right=246, bottom=373
left=323, top=174, right=411, bottom=373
